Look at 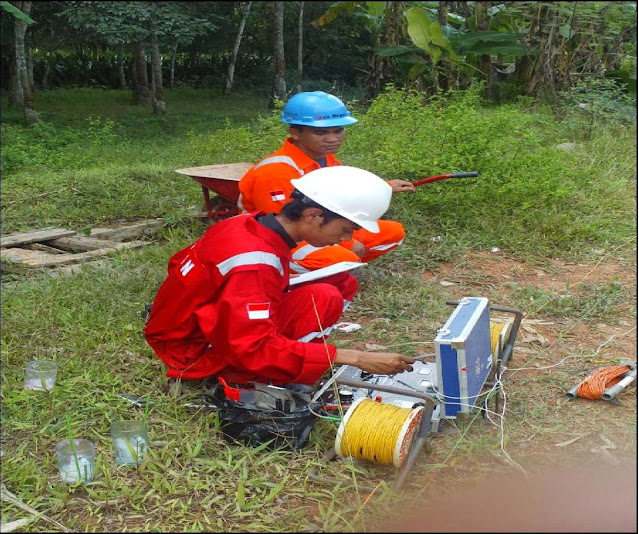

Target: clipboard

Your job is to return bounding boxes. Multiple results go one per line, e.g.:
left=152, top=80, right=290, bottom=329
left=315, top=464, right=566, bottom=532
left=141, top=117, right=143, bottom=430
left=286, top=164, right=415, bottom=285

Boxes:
left=289, top=261, right=367, bottom=286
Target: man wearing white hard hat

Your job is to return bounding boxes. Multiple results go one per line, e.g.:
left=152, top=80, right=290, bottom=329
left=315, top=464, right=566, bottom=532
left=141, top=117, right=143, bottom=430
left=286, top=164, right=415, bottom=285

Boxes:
left=145, top=165, right=415, bottom=390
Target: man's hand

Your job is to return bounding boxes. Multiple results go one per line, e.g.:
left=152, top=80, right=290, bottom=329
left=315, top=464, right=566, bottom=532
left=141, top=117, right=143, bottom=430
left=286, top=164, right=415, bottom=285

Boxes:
left=334, top=349, right=415, bottom=375
left=387, top=179, right=415, bottom=194
left=350, top=240, right=366, bottom=258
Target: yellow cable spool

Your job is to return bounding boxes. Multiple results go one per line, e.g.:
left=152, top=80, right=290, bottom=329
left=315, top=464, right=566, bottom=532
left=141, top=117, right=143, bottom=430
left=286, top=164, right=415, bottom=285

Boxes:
left=335, top=398, right=424, bottom=468
left=490, top=321, right=511, bottom=364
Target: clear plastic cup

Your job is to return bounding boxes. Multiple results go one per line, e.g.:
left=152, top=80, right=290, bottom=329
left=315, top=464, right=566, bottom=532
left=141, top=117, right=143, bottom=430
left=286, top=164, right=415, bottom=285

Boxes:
left=111, top=421, right=148, bottom=466
left=24, top=361, right=58, bottom=392
left=55, top=438, right=95, bottom=484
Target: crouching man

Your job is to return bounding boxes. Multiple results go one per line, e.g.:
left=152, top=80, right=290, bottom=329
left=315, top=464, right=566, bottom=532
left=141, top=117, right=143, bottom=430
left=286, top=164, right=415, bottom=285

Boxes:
left=144, top=166, right=415, bottom=448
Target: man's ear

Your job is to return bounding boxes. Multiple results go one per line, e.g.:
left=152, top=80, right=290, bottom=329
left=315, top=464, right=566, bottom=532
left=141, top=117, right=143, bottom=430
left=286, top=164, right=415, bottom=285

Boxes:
left=302, top=207, right=323, bottom=223
left=289, top=125, right=302, bottom=140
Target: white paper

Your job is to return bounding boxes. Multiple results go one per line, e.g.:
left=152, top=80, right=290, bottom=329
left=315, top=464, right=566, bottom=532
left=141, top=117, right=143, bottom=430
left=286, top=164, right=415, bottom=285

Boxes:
left=289, top=261, right=366, bottom=286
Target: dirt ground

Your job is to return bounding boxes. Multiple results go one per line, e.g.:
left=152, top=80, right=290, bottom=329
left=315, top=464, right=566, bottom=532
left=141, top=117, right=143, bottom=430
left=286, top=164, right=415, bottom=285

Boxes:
left=422, top=249, right=637, bottom=362
left=367, top=250, right=638, bottom=531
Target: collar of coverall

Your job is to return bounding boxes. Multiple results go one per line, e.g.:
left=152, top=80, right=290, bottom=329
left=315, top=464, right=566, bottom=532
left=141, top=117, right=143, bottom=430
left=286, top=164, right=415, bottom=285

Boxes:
left=256, top=212, right=297, bottom=248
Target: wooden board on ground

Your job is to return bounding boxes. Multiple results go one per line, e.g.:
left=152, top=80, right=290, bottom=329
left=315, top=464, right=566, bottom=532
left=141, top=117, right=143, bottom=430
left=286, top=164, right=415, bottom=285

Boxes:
left=89, top=218, right=163, bottom=242
left=0, top=228, right=77, bottom=248
left=47, top=235, right=143, bottom=252
left=174, top=162, right=253, bottom=181
left=1, top=223, right=156, bottom=275
left=1, top=241, right=148, bottom=272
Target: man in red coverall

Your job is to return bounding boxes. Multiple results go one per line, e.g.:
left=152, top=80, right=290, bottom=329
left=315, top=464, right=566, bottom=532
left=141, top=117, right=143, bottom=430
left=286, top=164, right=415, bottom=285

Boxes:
left=237, top=91, right=415, bottom=274
left=144, top=166, right=415, bottom=389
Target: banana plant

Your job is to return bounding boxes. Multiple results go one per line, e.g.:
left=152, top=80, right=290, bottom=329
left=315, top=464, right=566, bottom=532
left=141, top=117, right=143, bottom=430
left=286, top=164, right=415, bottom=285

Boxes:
left=1, top=1, right=35, bottom=23
left=378, top=4, right=527, bottom=82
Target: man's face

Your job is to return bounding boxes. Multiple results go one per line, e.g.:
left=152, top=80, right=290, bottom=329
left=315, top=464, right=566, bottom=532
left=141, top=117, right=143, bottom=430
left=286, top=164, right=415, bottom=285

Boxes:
left=304, top=212, right=359, bottom=247
left=290, top=126, right=346, bottom=159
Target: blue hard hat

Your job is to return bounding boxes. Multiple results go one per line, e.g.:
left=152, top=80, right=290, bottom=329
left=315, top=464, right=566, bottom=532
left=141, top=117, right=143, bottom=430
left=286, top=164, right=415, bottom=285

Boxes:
left=281, top=91, right=358, bottom=127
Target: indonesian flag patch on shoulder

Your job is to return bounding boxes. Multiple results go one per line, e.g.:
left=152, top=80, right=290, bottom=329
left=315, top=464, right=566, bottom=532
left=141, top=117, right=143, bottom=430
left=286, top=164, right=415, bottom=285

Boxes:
left=247, top=302, right=270, bottom=320
left=269, top=189, right=286, bottom=202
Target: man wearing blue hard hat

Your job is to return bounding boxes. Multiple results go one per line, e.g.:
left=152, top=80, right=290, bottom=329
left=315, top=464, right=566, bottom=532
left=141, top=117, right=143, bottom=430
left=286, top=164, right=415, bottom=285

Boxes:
left=238, top=91, right=414, bottom=274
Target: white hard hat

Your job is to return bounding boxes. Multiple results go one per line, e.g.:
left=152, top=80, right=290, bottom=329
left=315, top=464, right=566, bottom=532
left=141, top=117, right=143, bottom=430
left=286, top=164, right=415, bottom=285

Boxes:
left=291, top=166, right=391, bottom=233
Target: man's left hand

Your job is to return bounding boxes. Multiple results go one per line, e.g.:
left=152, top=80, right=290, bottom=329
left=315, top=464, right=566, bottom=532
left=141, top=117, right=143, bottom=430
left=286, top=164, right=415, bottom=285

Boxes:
left=350, top=240, right=366, bottom=258
left=388, top=179, right=415, bottom=193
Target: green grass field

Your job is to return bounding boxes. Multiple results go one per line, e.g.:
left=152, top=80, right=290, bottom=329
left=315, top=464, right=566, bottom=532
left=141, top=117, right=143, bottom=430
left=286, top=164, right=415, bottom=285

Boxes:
left=1, top=86, right=636, bottom=532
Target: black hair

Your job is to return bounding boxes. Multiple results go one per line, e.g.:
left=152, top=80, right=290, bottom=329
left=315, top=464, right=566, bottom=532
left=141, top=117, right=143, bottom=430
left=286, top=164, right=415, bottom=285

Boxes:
left=281, top=189, right=345, bottom=226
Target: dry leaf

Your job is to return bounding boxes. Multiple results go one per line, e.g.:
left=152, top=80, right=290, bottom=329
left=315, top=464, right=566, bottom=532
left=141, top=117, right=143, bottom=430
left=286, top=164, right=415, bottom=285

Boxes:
left=555, top=434, right=589, bottom=447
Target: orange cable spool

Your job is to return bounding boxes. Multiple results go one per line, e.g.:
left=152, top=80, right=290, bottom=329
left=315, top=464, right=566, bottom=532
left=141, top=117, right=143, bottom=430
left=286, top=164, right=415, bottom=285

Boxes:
left=575, top=365, right=632, bottom=400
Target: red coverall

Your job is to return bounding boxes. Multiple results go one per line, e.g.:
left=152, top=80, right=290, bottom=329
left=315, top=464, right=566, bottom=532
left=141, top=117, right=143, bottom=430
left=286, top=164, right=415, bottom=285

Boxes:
left=237, top=138, right=405, bottom=273
left=144, top=213, right=358, bottom=385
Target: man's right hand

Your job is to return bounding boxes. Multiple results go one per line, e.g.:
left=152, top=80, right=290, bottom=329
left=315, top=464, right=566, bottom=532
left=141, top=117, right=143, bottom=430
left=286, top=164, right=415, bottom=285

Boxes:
left=334, top=348, right=415, bottom=375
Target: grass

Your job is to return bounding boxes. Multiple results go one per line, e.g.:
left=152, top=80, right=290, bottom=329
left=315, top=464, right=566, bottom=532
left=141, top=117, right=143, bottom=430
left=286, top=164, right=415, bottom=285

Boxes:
left=1, top=86, right=637, bottom=532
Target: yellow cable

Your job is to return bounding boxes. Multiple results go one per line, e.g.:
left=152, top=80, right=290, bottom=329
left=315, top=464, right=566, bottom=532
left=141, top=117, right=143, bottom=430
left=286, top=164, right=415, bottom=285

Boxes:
left=490, top=322, right=504, bottom=354
left=336, top=399, right=422, bottom=467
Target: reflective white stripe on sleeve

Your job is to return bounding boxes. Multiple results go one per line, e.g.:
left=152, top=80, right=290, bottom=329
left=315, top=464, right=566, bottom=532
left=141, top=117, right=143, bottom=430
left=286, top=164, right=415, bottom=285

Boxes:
left=217, top=251, right=284, bottom=276
left=368, top=238, right=404, bottom=252
left=297, top=325, right=334, bottom=343
left=253, top=156, right=305, bottom=176
left=291, top=244, right=323, bottom=261
left=237, top=194, right=245, bottom=212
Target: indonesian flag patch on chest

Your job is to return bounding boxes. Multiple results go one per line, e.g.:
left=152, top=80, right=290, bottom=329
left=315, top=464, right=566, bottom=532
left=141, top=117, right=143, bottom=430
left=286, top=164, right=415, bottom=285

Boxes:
left=247, top=302, right=270, bottom=320
left=269, top=189, right=286, bottom=202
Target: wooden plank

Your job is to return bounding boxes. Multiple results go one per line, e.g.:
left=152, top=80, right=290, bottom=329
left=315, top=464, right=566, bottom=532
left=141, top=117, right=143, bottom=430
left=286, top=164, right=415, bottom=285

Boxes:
left=1, top=247, right=54, bottom=262
left=1, top=248, right=56, bottom=274
left=47, top=235, right=128, bottom=252
left=174, top=162, right=253, bottom=182
left=0, top=228, right=77, bottom=248
left=26, top=243, right=68, bottom=254
left=89, top=218, right=163, bottom=241
left=1, top=241, right=149, bottom=269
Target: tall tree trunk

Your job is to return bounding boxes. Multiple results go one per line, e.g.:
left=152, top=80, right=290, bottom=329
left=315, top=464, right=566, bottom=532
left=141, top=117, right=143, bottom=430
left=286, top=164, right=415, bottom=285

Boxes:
left=150, top=58, right=156, bottom=93
left=295, top=1, right=304, bottom=94
left=365, top=2, right=406, bottom=101
left=21, top=68, right=38, bottom=124
left=8, top=52, right=19, bottom=107
left=271, top=1, right=286, bottom=107
left=475, top=1, right=496, bottom=100
left=534, top=4, right=560, bottom=111
left=150, top=32, right=166, bottom=115
left=435, top=1, right=455, bottom=92
left=42, top=57, right=50, bottom=89
left=516, top=2, right=560, bottom=111
left=169, top=42, right=178, bottom=88
left=13, top=1, right=39, bottom=123
left=10, top=3, right=26, bottom=107
left=26, top=43, right=34, bottom=90
left=224, top=1, right=252, bottom=95
left=117, top=45, right=127, bottom=89
left=132, top=43, right=150, bottom=105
